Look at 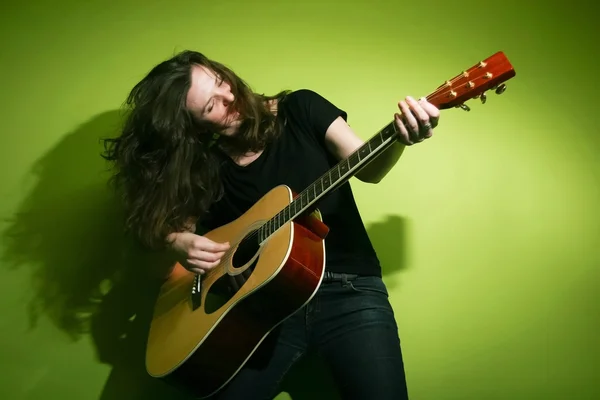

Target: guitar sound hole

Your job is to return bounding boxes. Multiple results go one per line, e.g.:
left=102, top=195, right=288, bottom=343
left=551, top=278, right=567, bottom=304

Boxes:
left=204, top=230, right=261, bottom=315
left=231, top=229, right=260, bottom=269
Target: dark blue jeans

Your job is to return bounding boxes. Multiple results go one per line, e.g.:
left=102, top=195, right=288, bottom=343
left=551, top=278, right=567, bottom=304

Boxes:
left=213, top=275, right=409, bottom=399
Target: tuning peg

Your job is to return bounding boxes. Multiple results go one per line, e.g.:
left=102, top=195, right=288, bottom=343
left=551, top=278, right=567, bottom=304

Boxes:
left=495, top=84, right=506, bottom=94
left=455, top=103, right=471, bottom=112
left=480, top=91, right=487, bottom=104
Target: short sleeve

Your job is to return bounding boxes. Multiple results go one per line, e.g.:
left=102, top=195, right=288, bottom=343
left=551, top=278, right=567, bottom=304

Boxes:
left=285, top=89, right=348, bottom=143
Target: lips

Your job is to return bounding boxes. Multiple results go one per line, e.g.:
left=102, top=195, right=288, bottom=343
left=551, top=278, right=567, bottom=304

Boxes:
left=222, top=110, right=240, bottom=127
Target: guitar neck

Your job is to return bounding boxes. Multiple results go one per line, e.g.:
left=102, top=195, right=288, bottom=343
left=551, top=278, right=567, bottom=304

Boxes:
left=258, top=119, right=399, bottom=243
left=257, top=51, right=517, bottom=243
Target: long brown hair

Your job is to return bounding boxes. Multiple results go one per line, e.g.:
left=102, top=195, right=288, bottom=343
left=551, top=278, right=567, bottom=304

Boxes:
left=102, top=50, right=289, bottom=250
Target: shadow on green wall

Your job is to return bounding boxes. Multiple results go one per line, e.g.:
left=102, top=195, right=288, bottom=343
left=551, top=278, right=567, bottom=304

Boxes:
left=1, top=111, right=410, bottom=400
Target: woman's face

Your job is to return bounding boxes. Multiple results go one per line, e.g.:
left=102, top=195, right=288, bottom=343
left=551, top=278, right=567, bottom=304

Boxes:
left=186, top=64, right=241, bottom=136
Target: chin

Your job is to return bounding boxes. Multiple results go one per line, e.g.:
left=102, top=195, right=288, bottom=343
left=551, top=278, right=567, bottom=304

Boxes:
left=226, top=120, right=243, bottom=135
left=221, top=125, right=240, bottom=137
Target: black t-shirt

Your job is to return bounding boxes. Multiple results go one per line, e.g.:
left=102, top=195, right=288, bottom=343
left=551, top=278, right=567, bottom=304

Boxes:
left=201, top=89, right=381, bottom=277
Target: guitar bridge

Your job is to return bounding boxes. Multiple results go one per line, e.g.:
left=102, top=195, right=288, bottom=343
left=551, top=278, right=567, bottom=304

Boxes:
left=191, top=274, right=202, bottom=310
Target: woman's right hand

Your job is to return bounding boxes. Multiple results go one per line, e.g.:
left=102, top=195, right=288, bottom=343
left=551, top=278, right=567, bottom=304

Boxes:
left=170, top=231, right=230, bottom=275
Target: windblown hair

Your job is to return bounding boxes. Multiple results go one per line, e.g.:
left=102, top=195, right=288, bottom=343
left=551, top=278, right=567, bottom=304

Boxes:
left=102, top=50, right=289, bottom=250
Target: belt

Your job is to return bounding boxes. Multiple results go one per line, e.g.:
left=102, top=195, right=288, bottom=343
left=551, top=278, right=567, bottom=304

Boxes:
left=322, top=271, right=359, bottom=283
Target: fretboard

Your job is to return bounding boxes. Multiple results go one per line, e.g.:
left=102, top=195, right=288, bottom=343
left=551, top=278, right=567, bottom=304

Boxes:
left=258, top=120, right=399, bottom=243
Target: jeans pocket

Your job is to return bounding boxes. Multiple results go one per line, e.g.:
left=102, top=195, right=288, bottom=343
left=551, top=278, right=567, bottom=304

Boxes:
left=345, top=276, right=389, bottom=297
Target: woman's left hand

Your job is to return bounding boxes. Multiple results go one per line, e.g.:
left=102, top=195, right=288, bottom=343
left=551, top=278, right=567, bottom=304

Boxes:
left=394, top=96, right=440, bottom=145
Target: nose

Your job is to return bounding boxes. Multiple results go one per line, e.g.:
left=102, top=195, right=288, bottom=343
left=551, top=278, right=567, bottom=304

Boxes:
left=223, top=91, right=234, bottom=105
left=216, top=81, right=235, bottom=105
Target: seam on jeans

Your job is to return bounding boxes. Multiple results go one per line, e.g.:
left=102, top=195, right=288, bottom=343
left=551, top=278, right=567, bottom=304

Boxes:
left=268, top=349, right=305, bottom=399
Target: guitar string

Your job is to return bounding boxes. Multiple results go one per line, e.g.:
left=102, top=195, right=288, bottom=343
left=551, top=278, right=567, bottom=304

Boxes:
left=208, top=67, right=496, bottom=277
left=210, top=72, right=494, bottom=276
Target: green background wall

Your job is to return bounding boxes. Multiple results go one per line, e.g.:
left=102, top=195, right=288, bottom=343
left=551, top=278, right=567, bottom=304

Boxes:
left=1, top=0, right=598, bottom=399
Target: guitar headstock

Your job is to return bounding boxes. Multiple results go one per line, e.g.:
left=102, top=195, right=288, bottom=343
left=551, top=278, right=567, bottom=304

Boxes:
left=426, top=51, right=516, bottom=111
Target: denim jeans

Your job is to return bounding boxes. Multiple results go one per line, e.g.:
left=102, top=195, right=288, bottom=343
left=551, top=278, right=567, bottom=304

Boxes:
left=212, top=275, right=409, bottom=400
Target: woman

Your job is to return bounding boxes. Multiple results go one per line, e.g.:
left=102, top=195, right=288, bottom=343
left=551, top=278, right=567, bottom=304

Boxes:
left=103, top=50, right=439, bottom=399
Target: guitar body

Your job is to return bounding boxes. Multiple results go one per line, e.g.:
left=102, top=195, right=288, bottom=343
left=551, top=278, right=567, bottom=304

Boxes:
left=144, top=51, right=517, bottom=398
left=145, top=185, right=328, bottom=398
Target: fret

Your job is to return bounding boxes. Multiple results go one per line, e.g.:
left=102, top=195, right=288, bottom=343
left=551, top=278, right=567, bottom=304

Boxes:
left=301, top=191, right=308, bottom=210
left=358, top=143, right=371, bottom=160
left=370, top=130, right=383, bottom=148
left=383, top=122, right=395, bottom=139
left=349, top=152, right=360, bottom=169
left=331, top=165, right=340, bottom=181
left=322, top=172, right=330, bottom=191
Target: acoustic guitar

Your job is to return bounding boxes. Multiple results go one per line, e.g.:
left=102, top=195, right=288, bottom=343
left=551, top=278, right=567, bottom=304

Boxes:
left=145, top=51, right=517, bottom=398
